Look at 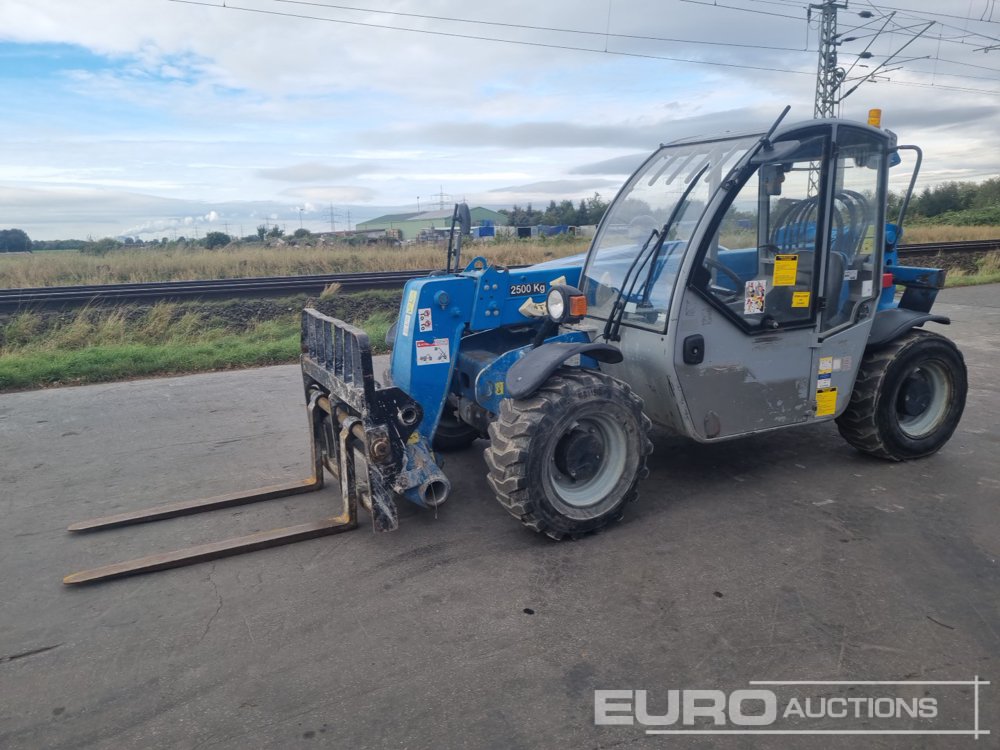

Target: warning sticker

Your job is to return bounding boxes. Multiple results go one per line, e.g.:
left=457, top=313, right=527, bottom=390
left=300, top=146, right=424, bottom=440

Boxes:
left=816, top=387, right=838, bottom=417
left=843, top=269, right=859, bottom=281
left=817, top=375, right=832, bottom=389
left=861, top=225, right=876, bottom=254
left=744, top=280, right=766, bottom=315
left=494, top=381, right=504, bottom=396
left=418, top=307, right=433, bottom=332
left=772, top=254, right=798, bottom=286
left=402, top=290, right=418, bottom=335
left=818, top=356, right=834, bottom=375
left=862, top=279, right=873, bottom=297
left=791, top=291, right=811, bottom=308
left=416, top=338, right=450, bottom=365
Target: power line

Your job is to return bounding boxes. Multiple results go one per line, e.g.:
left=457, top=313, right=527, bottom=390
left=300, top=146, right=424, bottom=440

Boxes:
left=871, top=2, right=1000, bottom=24
left=167, top=0, right=815, bottom=75
left=876, top=78, right=1000, bottom=96
left=267, top=0, right=808, bottom=52
left=679, top=0, right=806, bottom=21
left=166, top=0, right=1000, bottom=97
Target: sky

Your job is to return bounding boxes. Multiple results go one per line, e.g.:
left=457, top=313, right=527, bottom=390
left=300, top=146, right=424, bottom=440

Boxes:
left=1, top=0, right=999, bottom=241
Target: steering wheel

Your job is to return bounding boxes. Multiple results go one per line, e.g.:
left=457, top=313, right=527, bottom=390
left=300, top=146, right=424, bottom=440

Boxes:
left=703, top=256, right=744, bottom=301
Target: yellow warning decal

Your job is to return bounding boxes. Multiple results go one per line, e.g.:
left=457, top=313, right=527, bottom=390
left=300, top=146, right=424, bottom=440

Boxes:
left=405, top=290, right=418, bottom=314
left=816, top=387, right=838, bottom=417
left=494, top=381, right=504, bottom=395
left=773, top=254, right=798, bottom=286
left=791, top=291, right=811, bottom=308
left=818, top=356, right=834, bottom=375
left=861, top=225, right=876, bottom=254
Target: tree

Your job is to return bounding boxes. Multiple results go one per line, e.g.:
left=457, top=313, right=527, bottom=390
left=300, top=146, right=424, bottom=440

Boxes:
left=267, top=225, right=284, bottom=239
left=256, top=224, right=268, bottom=241
left=0, top=228, right=31, bottom=252
left=293, top=228, right=312, bottom=240
left=204, top=231, right=231, bottom=249
left=586, top=192, right=609, bottom=224
left=506, top=203, right=543, bottom=227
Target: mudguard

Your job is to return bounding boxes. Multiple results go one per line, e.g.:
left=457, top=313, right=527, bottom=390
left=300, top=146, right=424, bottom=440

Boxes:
left=505, top=342, right=623, bottom=399
left=867, top=307, right=950, bottom=349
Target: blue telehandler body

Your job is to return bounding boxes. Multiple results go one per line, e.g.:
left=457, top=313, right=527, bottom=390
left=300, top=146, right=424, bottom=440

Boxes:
left=66, top=109, right=966, bottom=584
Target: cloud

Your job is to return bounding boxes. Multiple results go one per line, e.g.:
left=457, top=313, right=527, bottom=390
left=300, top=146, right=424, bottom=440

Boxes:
left=1, top=1, right=999, bottom=239
left=490, top=179, right=620, bottom=194
left=256, top=162, right=380, bottom=182
left=279, top=186, right=378, bottom=203
left=362, top=107, right=777, bottom=150
left=570, top=153, right=648, bottom=175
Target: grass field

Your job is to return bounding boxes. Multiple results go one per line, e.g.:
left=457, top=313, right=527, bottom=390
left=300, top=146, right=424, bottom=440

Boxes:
left=0, top=292, right=400, bottom=392
left=945, top=250, right=1000, bottom=286
left=899, top=224, right=1000, bottom=243
left=0, top=238, right=588, bottom=288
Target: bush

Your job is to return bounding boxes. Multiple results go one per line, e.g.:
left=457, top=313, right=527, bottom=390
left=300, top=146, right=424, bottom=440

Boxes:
left=80, top=237, right=120, bottom=256
left=204, top=231, right=232, bottom=249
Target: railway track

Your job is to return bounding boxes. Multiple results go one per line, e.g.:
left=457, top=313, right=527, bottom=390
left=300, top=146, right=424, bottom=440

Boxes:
left=897, top=238, right=1000, bottom=255
left=1, top=239, right=996, bottom=312
left=0, top=269, right=424, bottom=312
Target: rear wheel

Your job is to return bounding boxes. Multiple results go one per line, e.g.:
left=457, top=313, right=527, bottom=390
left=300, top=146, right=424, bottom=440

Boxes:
left=836, top=330, right=967, bottom=461
left=484, top=369, right=652, bottom=539
left=432, top=409, right=480, bottom=452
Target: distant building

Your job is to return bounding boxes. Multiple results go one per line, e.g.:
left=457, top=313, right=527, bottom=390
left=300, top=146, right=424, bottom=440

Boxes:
left=356, top=207, right=506, bottom=241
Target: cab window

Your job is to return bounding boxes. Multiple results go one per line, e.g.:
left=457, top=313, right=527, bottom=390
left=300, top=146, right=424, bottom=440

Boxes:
left=694, top=136, right=827, bottom=330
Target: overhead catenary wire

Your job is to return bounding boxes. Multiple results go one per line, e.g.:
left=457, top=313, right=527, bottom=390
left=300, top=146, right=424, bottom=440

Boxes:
left=167, top=0, right=816, bottom=75
left=167, top=0, right=1000, bottom=97
left=268, top=0, right=809, bottom=52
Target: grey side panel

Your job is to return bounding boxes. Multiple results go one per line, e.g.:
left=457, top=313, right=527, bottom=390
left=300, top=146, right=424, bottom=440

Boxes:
left=868, top=308, right=950, bottom=349
left=672, top=293, right=815, bottom=440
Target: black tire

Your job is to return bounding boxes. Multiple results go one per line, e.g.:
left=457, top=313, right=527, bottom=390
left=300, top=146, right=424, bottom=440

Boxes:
left=432, top=409, right=480, bottom=452
left=836, top=329, right=967, bottom=461
left=484, top=369, right=653, bottom=540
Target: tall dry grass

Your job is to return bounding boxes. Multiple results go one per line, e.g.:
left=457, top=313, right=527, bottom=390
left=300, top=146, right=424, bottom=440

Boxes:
left=899, top=224, right=1000, bottom=243
left=0, top=239, right=589, bottom=288
left=2, top=226, right=994, bottom=289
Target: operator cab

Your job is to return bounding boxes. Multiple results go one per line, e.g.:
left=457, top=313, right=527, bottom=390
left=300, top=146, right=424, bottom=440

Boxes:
left=579, top=118, right=893, bottom=440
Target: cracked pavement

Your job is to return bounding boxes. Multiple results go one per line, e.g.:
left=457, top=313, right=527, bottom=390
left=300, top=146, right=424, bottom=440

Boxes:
left=0, top=285, right=998, bottom=749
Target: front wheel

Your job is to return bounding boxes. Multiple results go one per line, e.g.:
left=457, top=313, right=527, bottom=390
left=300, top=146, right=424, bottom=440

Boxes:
left=484, top=369, right=652, bottom=540
left=836, top=330, right=967, bottom=461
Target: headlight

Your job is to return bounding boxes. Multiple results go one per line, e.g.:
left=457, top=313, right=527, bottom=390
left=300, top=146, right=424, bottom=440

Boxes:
left=546, top=287, right=566, bottom=321
left=546, top=285, right=587, bottom=323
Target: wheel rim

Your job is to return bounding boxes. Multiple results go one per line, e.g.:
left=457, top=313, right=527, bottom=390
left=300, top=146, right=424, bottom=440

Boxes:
left=895, top=360, right=952, bottom=439
left=547, top=412, right=628, bottom=508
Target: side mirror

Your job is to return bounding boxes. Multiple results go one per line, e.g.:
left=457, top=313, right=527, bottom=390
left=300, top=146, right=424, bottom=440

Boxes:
left=761, top=163, right=785, bottom=196
left=456, top=202, right=472, bottom=236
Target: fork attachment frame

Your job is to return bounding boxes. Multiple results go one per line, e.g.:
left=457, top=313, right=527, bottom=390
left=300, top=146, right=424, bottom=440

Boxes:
left=63, top=310, right=421, bottom=585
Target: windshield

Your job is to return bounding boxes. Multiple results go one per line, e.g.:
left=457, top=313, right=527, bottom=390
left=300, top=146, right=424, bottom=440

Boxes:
left=582, top=133, right=760, bottom=331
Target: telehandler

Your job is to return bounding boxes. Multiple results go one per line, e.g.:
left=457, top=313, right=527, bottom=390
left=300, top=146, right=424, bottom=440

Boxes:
left=65, top=108, right=966, bottom=584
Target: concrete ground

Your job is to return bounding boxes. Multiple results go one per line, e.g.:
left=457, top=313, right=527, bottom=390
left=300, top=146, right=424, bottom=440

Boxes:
left=1, top=284, right=998, bottom=749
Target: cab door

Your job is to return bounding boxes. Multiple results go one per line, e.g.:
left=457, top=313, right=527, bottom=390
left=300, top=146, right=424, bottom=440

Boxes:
left=673, top=133, right=828, bottom=440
